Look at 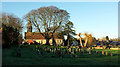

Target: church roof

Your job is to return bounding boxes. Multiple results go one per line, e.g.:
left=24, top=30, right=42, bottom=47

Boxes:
left=25, top=32, right=63, bottom=39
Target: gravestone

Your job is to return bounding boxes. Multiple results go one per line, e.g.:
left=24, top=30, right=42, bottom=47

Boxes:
left=80, top=52, right=83, bottom=55
left=83, top=50, right=84, bottom=53
left=89, top=51, right=91, bottom=54
left=96, top=51, right=98, bottom=54
left=60, top=51, right=63, bottom=58
left=105, top=51, right=108, bottom=56
left=79, top=48, right=81, bottom=52
left=76, top=48, right=78, bottom=52
left=98, top=51, right=102, bottom=56
left=36, top=45, right=38, bottom=48
left=87, top=50, right=89, bottom=53
left=50, top=49, right=52, bottom=52
left=102, top=51, right=104, bottom=55
left=91, top=51, right=94, bottom=54
left=54, top=48, right=56, bottom=53
left=37, top=50, right=41, bottom=55
left=69, top=48, right=71, bottom=52
left=110, top=52, right=112, bottom=56
left=71, top=50, right=74, bottom=55
left=16, top=48, right=21, bottom=57
left=74, top=49, right=76, bottom=53
left=75, top=54, right=78, bottom=58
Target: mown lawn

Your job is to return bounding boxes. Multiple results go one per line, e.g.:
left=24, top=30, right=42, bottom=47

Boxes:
left=2, top=45, right=120, bottom=66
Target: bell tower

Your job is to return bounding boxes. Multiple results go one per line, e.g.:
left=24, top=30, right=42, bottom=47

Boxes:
left=27, top=17, right=32, bottom=32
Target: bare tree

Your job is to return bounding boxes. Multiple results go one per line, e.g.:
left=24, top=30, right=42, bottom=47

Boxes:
left=78, top=33, right=83, bottom=47
left=84, top=33, right=92, bottom=47
left=24, top=6, right=69, bottom=45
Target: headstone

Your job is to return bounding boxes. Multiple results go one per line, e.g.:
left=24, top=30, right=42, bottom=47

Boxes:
left=36, top=45, right=38, bottom=48
left=50, top=49, right=51, bottom=52
left=75, top=54, right=78, bottom=58
left=79, top=48, right=81, bottom=52
left=54, top=48, right=56, bottom=53
left=69, top=48, right=71, bottom=52
left=71, top=50, right=74, bottom=55
left=83, top=50, right=84, bottom=53
left=102, top=51, right=104, bottom=55
left=86, top=50, right=89, bottom=53
left=92, top=51, right=94, bottom=54
left=110, top=52, right=112, bottom=56
left=74, top=49, right=76, bottom=53
left=81, top=52, right=83, bottom=55
left=96, top=51, right=98, bottom=54
left=89, top=51, right=91, bottom=54
left=105, top=51, right=108, bottom=56
left=16, top=48, right=21, bottom=57
left=99, top=51, right=102, bottom=54
left=60, top=51, right=63, bottom=58
left=75, top=48, right=77, bottom=52
left=44, top=47, right=46, bottom=51
left=38, top=51, right=41, bottom=55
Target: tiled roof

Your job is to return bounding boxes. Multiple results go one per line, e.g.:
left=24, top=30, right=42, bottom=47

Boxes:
left=25, top=32, right=63, bottom=39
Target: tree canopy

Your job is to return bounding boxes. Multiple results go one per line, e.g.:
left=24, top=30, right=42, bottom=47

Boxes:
left=2, top=13, right=23, bottom=48
left=24, top=6, right=70, bottom=45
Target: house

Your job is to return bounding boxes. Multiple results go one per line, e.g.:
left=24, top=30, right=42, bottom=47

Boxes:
left=24, top=20, right=64, bottom=46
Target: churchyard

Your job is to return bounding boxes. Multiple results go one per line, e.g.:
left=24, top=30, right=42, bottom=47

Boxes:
left=2, top=44, right=120, bottom=65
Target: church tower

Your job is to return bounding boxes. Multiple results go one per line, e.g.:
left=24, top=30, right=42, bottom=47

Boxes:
left=27, top=18, right=32, bottom=32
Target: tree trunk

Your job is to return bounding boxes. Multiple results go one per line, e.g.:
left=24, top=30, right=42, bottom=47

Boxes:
left=52, top=38, right=56, bottom=46
left=67, top=35, right=70, bottom=46
left=84, top=37, right=88, bottom=47
left=67, top=39, right=69, bottom=46
left=79, top=37, right=83, bottom=47
left=46, top=38, right=50, bottom=45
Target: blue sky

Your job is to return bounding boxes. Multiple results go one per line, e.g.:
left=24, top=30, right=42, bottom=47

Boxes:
left=2, top=2, right=118, bottom=39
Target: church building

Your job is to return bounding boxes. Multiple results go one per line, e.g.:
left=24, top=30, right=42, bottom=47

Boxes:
left=24, top=19, right=64, bottom=46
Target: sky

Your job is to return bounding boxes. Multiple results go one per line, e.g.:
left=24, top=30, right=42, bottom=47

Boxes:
left=2, top=2, right=118, bottom=39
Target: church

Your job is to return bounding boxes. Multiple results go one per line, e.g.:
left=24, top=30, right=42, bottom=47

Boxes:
left=24, top=20, right=64, bottom=46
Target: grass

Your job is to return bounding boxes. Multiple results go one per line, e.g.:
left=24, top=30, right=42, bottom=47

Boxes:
left=2, top=45, right=120, bottom=66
